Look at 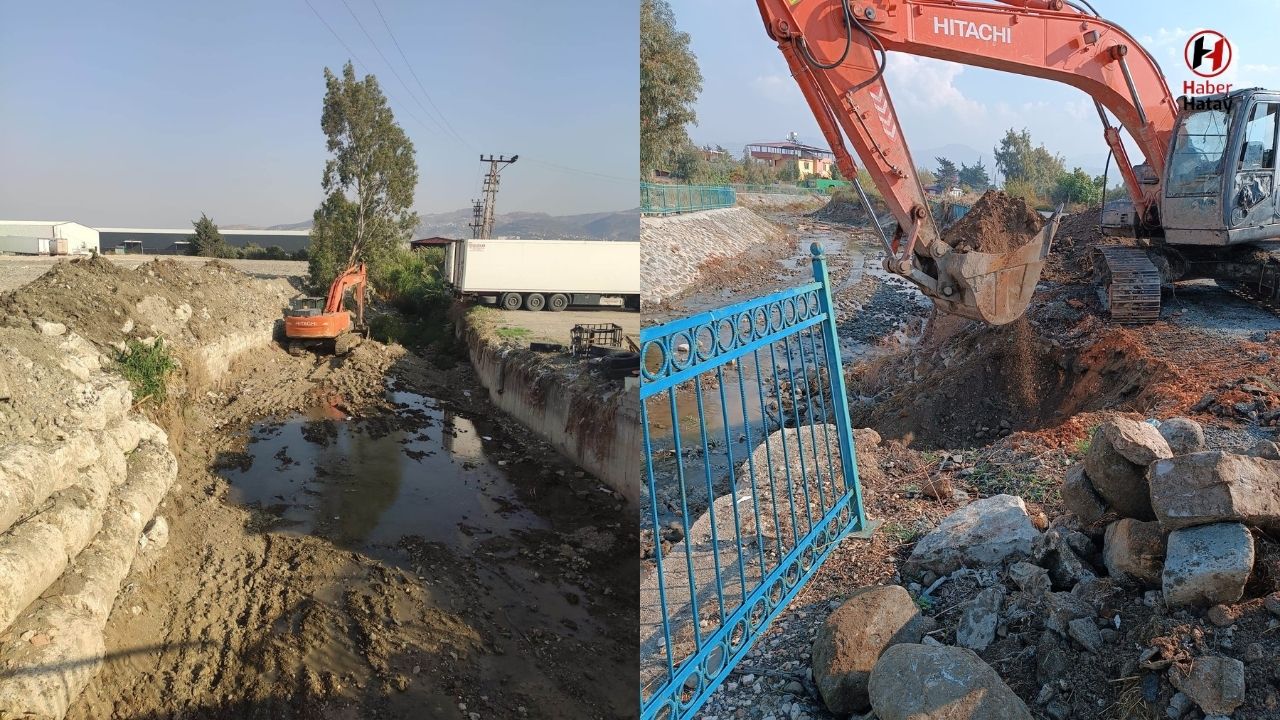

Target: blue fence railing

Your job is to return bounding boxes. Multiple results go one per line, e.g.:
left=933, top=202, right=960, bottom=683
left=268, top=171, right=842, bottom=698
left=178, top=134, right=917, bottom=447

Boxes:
left=641, top=183, right=737, bottom=215
left=639, top=244, right=868, bottom=720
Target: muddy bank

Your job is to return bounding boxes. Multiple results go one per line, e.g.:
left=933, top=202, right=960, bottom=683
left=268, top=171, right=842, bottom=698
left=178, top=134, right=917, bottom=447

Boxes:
left=457, top=307, right=639, bottom=506
left=0, top=257, right=288, bottom=718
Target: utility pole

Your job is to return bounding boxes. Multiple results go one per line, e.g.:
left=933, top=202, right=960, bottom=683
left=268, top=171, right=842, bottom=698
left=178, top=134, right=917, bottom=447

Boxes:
left=472, top=154, right=518, bottom=239
left=468, top=198, right=485, bottom=239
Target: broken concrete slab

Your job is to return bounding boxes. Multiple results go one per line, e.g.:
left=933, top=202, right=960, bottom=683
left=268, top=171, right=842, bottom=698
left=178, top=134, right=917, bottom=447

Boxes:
left=905, top=494, right=1039, bottom=576
left=1103, top=518, right=1166, bottom=588
left=1148, top=451, right=1280, bottom=532
left=812, top=585, right=931, bottom=714
left=1162, top=523, right=1254, bottom=607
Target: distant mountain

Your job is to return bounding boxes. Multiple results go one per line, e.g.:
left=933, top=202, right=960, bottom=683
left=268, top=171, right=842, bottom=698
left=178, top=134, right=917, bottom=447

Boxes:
left=252, top=208, right=639, bottom=240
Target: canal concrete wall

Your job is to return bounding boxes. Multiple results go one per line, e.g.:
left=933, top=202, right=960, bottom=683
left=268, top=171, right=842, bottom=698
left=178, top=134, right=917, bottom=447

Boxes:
left=458, top=313, right=639, bottom=507
left=641, top=207, right=787, bottom=308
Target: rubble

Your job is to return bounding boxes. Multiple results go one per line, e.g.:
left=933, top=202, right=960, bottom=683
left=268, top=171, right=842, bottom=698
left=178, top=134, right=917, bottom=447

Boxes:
left=1162, top=523, right=1254, bottom=607
left=955, top=586, right=1004, bottom=651
left=1167, top=655, right=1246, bottom=716
left=1060, top=464, right=1108, bottom=528
left=1082, top=417, right=1171, bottom=520
left=1157, top=416, right=1206, bottom=455
left=1148, top=451, right=1280, bottom=531
left=1102, top=518, right=1166, bottom=587
left=867, top=644, right=1033, bottom=720
left=810, top=585, right=931, bottom=714
left=904, top=494, right=1039, bottom=576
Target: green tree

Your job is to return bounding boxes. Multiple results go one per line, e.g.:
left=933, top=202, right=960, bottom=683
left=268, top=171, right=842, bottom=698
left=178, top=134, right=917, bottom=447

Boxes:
left=1051, top=167, right=1101, bottom=206
left=188, top=213, right=235, bottom=258
left=994, top=128, right=1064, bottom=199
left=959, top=158, right=991, bottom=190
left=916, top=167, right=937, bottom=187
left=641, top=0, right=702, bottom=176
left=830, top=162, right=844, bottom=181
left=777, top=159, right=800, bottom=182
left=934, top=157, right=959, bottom=187
left=672, top=145, right=707, bottom=181
left=309, top=61, right=419, bottom=292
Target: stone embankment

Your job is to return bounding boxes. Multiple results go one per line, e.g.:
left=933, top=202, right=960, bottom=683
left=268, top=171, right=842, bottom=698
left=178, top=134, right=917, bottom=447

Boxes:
left=641, top=207, right=787, bottom=307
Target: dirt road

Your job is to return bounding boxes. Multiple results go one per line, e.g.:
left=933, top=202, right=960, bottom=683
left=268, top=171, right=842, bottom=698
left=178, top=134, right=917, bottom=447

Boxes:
left=0, top=255, right=307, bottom=292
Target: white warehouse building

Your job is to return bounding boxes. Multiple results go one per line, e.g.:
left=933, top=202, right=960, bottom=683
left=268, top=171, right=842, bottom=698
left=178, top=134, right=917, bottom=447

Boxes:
left=0, top=221, right=99, bottom=255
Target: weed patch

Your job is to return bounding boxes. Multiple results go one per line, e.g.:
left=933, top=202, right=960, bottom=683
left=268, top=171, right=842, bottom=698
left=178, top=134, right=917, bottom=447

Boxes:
left=115, top=338, right=178, bottom=404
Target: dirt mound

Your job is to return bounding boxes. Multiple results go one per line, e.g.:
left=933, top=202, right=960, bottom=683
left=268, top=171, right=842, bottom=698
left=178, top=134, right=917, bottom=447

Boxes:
left=809, top=190, right=889, bottom=226
left=1042, top=207, right=1108, bottom=284
left=851, top=319, right=1178, bottom=449
left=943, top=190, right=1044, bottom=254
left=0, top=256, right=294, bottom=349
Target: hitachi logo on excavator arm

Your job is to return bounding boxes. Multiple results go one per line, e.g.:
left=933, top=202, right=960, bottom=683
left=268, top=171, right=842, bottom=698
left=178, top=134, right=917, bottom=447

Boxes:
left=931, top=17, right=1012, bottom=44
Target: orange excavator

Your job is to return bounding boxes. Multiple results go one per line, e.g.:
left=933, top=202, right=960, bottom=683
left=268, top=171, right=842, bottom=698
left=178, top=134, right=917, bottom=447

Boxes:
left=282, top=262, right=367, bottom=354
left=756, top=0, right=1280, bottom=324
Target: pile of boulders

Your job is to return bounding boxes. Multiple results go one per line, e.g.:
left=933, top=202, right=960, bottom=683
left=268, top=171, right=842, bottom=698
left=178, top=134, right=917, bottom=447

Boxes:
left=805, top=415, right=1280, bottom=719
left=1064, top=415, right=1279, bottom=607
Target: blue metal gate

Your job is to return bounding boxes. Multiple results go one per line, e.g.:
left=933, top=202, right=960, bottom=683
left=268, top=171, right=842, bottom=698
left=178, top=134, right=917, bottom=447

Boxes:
left=640, top=243, right=869, bottom=720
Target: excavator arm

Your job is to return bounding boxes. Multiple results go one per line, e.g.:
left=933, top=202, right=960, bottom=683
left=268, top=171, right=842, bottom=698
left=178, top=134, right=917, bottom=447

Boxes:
left=325, top=262, right=367, bottom=325
left=755, top=0, right=1178, bottom=323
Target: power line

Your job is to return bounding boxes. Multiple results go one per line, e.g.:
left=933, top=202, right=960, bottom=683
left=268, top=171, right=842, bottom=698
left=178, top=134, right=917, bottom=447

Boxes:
left=337, top=0, right=452, bottom=139
left=368, top=0, right=474, bottom=151
left=523, top=158, right=637, bottom=184
left=302, top=0, right=450, bottom=143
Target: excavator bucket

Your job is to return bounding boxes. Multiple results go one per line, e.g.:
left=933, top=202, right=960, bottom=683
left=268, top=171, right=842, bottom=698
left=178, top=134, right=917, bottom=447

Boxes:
left=933, top=212, right=1061, bottom=325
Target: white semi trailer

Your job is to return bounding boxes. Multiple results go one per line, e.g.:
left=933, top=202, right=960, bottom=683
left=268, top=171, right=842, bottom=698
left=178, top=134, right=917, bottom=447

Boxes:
left=443, top=238, right=639, bottom=311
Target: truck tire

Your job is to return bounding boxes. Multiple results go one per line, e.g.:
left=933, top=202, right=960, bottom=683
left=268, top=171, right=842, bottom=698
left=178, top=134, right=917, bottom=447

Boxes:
left=499, top=292, right=523, bottom=311
left=548, top=293, right=570, bottom=312
left=525, top=293, right=546, bottom=311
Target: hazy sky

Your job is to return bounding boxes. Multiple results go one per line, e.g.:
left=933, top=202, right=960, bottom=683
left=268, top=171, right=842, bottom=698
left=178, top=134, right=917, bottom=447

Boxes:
left=674, top=0, right=1280, bottom=177
left=0, top=0, right=639, bottom=227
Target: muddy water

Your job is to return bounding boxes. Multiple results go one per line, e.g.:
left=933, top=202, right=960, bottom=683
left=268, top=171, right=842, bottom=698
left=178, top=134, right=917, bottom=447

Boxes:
left=221, top=387, right=547, bottom=551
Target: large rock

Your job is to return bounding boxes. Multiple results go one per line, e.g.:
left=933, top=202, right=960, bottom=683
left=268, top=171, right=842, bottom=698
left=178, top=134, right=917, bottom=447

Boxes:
left=812, top=585, right=931, bottom=714
left=1168, top=655, right=1246, bottom=715
left=1148, top=451, right=1280, bottom=531
left=1103, top=519, right=1166, bottom=587
left=955, top=587, right=1004, bottom=652
left=868, top=644, right=1033, bottom=720
left=905, top=494, right=1040, bottom=576
left=1246, top=439, right=1280, bottom=460
left=1158, top=417, right=1206, bottom=455
left=1061, top=465, right=1108, bottom=528
left=1084, top=418, right=1171, bottom=520
left=1162, top=523, right=1254, bottom=607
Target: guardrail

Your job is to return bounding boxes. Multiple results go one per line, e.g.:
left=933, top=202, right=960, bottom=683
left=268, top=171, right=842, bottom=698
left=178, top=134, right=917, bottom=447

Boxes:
left=639, top=243, right=869, bottom=719
left=641, top=183, right=737, bottom=215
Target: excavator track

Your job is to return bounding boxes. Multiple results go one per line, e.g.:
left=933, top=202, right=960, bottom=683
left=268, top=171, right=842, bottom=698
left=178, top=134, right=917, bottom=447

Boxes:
left=1211, top=245, right=1280, bottom=316
left=1092, top=245, right=1162, bottom=324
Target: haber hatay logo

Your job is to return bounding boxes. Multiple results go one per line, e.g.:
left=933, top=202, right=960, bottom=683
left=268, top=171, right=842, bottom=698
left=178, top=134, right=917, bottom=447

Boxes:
left=1184, top=29, right=1232, bottom=78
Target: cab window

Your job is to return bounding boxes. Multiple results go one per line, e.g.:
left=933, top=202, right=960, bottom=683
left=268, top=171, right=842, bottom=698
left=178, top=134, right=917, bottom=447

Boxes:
left=1238, top=102, right=1278, bottom=171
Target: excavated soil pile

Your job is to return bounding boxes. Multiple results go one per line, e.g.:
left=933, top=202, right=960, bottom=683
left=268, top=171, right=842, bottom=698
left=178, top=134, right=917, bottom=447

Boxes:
left=1043, top=207, right=1108, bottom=284
left=0, top=255, right=293, bottom=348
left=809, top=190, right=889, bottom=226
left=851, top=319, right=1178, bottom=448
left=943, top=190, right=1044, bottom=254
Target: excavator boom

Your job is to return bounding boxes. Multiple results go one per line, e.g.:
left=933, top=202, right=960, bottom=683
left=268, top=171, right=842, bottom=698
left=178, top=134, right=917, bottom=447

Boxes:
left=754, top=0, right=1180, bottom=324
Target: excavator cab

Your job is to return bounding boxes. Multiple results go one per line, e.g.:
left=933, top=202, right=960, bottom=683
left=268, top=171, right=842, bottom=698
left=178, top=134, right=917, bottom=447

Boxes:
left=1162, top=88, right=1280, bottom=246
